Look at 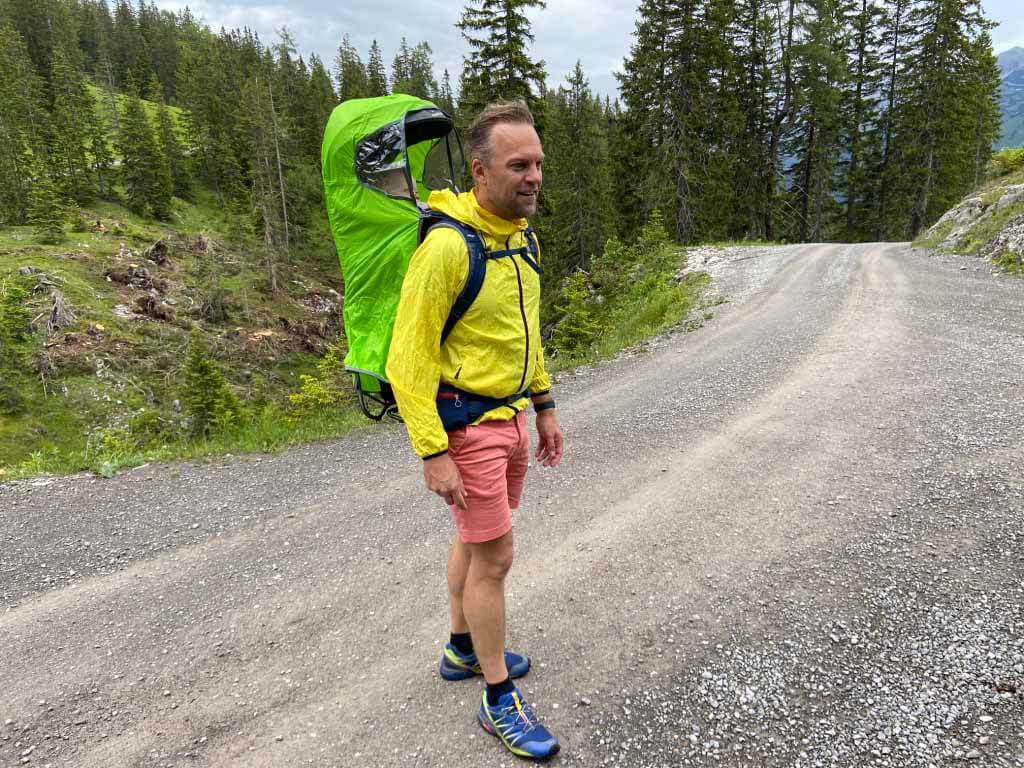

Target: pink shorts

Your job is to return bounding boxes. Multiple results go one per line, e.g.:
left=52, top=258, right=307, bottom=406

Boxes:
left=447, top=410, right=530, bottom=544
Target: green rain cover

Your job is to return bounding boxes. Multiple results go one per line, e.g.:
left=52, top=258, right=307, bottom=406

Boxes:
left=321, top=94, right=438, bottom=396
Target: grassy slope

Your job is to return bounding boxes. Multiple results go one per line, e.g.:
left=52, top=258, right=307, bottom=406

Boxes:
left=0, top=186, right=354, bottom=477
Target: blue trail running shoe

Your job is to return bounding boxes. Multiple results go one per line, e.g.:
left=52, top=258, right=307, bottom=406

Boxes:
left=439, top=643, right=530, bottom=681
left=477, top=687, right=560, bottom=760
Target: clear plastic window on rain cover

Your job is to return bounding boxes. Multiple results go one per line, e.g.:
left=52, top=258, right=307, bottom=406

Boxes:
left=355, top=120, right=414, bottom=200
left=422, top=134, right=466, bottom=193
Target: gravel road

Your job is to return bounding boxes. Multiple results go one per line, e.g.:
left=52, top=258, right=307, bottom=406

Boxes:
left=2, top=243, right=1022, bottom=768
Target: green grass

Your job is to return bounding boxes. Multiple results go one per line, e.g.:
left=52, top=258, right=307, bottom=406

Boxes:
left=913, top=219, right=955, bottom=251
left=87, top=82, right=187, bottom=135
left=0, top=185, right=355, bottom=480
left=549, top=271, right=713, bottom=373
left=994, top=248, right=1024, bottom=274
left=0, top=404, right=365, bottom=481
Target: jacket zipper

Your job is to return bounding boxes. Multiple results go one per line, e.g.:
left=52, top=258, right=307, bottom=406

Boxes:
left=510, top=236, right=530, bottom=394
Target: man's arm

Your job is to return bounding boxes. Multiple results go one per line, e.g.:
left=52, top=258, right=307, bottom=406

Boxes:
left=529, top=344, right=563, bottom=467
left=386, top=230, right=470, bottom=506
left=386, top=229, right=466, bottom=457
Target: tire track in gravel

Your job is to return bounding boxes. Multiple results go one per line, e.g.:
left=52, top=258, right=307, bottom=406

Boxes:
left=2, top=243, right=1021, bottom=768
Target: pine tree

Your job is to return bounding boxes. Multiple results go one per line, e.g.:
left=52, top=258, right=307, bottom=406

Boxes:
left=88, top=105, right=116, bottom=199
left=175, top=31, right=244, bottom=203
left=898, top=0, right=995, bottom=235
left=457, top=0, right=547, bottom=118
left=47, top=47, right=97, bottom=204
left=1, top=0, right=79, bottom=80
left=119, top=79, right=171, bottom=217
left=334, top=34, right=367, bottom=101
left=727, top=0, right=802, bottom=241
left=366, top=40, right=388, bottom=96
left=111, top=0, right=149, bottom=88
left=307, top=54, right=338, bottom=159
left=74, top=0, right=113, bottom=74
left=618, top=0, right=746, bottom=243
left=872, top=0, right=911, bottom=239
left=151, top=74, right=189, bottom=200
left=0, top=23, right=48, bottom=225
left=183, top=331, right=240, bottom=437
left=966, top=32, right=1001, bottom=188
left=785, top=0, right=849, bottom=241
left=837, top=0, right=884, bottom=240
left=552, top=269, right=601, bottom=356
left=436, top=69, right=456, bottom=116
left=140, top=0, right=179, bottom=99
left=394, top=41, right=437, bottom=100
left=541, top=63, right=613, bottom=278
left=240, top=71, right=290, bottom=290
left=28, top=162, right=66, bottom=244
left=391, top=37, right=412, bottom=93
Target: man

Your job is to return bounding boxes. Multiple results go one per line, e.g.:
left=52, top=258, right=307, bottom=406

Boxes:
left=385, top=100, right=564, bottom=760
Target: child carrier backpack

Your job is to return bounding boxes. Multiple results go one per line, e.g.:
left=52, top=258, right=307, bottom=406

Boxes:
left=321, top=94, right=539, bottom=422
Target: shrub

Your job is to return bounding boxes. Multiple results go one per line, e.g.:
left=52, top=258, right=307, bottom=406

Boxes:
left=27, top=172, right=66, bottom=244
left=988, top=147, right=1024, bottom=178
left=182, top=331, right=241, bottom=437
left=288, top=342, right=352, bottom=419
left=551, top=270, right=603, bottom=356
left=0, top=278, right=32, bottom=415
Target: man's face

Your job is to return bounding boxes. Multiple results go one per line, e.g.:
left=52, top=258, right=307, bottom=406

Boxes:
left=472, top=122, right=544, bottom=220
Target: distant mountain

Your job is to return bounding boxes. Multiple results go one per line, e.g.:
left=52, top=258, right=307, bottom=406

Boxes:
left=997, top=47, right=1024, bottom=149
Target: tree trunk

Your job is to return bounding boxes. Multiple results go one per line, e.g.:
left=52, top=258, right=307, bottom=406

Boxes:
left=266, top=80, right=290, bottom=253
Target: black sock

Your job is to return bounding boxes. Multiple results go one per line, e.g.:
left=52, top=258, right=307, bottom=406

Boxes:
left=486, top=676, right=515, bottom=706
left=450, top=632, right=474, bottom=655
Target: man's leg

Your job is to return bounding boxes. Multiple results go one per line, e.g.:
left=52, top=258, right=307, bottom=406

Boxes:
left=462, top=530, right=513, bottom=682
left=447, top=535, right=471, bottom=634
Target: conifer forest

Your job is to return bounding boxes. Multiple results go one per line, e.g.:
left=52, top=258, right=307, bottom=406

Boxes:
left=0, top=0, right=1003, bottom=297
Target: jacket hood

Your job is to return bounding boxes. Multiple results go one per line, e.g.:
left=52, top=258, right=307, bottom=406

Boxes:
left=426, top=189, right=527, bottom=240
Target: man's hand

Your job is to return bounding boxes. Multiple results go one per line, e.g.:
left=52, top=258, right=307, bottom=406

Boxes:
left=424, top=453, right=467, bottom=509
left=535, top=410, right=564, bottom=467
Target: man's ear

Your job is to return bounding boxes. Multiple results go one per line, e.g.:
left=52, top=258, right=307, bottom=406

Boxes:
left=471, top=157, right=486, bottom=187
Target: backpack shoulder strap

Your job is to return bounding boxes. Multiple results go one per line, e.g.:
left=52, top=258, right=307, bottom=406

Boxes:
left=419, top=210, right=488, bottom=344
left=521, top=224, right=541, bottom=274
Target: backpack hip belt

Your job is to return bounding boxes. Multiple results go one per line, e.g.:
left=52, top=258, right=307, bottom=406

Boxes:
left=436, top=384, right=530, bottom=433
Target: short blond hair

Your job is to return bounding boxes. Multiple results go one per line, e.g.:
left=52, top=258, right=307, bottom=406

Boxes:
left=465, top=100, right=535, bottom=165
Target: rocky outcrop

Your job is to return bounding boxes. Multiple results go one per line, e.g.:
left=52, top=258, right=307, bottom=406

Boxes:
left=921, top=174, right=1024, bottom=268
left=930, top=196, right=987, bottom=248
left=978, top=213, right=1024, bottom=268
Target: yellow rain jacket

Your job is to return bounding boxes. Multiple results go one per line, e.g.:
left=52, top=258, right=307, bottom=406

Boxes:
left=385, top=189, right=551, bottom=458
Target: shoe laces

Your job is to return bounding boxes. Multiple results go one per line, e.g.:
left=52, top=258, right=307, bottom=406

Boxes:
left=500, top=692, right=538, bottom=733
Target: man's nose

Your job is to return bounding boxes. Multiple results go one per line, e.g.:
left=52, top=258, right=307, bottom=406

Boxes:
left=525, top=164, right=542, bottom=185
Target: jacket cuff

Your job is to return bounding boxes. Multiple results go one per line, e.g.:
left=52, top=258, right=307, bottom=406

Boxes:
left=422, top=449, right=449, bottom=461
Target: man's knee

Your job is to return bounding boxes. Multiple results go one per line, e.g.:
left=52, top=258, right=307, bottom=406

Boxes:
left=471, top=534, right=514, bottom=581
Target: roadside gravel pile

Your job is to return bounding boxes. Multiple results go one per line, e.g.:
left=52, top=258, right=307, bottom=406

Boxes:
left=678, top=245, right=800, bottom=305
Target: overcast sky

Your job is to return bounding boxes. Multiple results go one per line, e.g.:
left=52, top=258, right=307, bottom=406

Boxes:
left=154, top=0, right=1024, bottom=100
